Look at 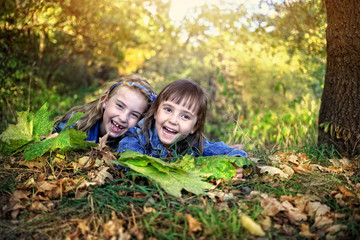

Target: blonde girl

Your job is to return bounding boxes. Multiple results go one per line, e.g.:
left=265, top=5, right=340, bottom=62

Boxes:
left=117, top=79, right=247, bottom=158
left=54, top=74, right=156, bottom=148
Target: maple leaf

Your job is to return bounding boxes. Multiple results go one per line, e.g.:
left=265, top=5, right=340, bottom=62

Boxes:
left=0, top=111, right=34, bottom=152
left=24, top=123, right=95, bottom=161
left=117, top=151, right=214, bottom=197
left=32, top=103, right=54, bottom=137
left=1, top=104, right=94, bottom=160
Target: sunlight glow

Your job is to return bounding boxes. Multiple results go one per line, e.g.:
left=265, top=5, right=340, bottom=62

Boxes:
left=169, top=0, right=279, bottom=21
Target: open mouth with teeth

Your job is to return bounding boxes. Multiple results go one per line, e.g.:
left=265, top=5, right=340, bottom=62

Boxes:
left=163, top=126, right=178, bottom=135
left=111, top=120, right=125, bottom=133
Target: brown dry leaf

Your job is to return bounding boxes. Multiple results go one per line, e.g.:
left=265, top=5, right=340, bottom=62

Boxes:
left=19, top=159, right=44, bottom=169
left=60, top=178, right=78, bottom=193
left=281, top=200, right=307, bottom=222
left=103, top=211, right=127, bottom=239
left=129, top=226, right=144, bottom=240
left=36, top=181, right=58, bottom=192
left=287, top=154, right=299, bottom=165
left=280, top=195, right=308, bottom=212
left=3, top=202, right=27, bottom=219
left=336, top=186, right=356, bottom=200
left=313, top=215, right=333, bottom=227
left=311, top=164, right=331, bottom=173
left=101, top=150, right=117, bottom=163
left=299, top=223, right=316, bottom=238
left=72, top=218, right=91, bottom=235
left=261, top=197, right=285, bottom=217
left=11, top=209, right=21, bottom=219
left=96, top=132, right=110, bottom=151
left=93, top=166, right=113, bottom=185
left=258, top=166, right=289, bottom=178
left=11, top=190, right=31, bottom=201
left=35, top=181, right=62, bottom=199
left=325, top=224, right=346, bottom=235
left=280, top=164, right=295, bottom=177
left=34, top=195, right=50, bottom=201
left=293, top=164, right=313, bottom=174
left=207, top=190, right=235, bottom=202
left=306, top=201, right=330, bottom=217
left=261, top=216, right=272, bottom=231
left=29, top=201, right=48, bottom=212
left=329, top=158, right=354, bottom=171
left=185, top=214, right=202, bottom=233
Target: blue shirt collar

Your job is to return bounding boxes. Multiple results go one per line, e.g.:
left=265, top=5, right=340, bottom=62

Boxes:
left=86, top=120, right=100, bottom=143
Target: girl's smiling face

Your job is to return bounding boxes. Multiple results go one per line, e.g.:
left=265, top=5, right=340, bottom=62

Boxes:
left=154, top=100, right=198, bottom=147
left=100, top=86, right=148, bottom=138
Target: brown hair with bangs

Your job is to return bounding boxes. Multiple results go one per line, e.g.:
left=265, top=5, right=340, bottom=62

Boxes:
left=142, top=79, right=208, bottom=155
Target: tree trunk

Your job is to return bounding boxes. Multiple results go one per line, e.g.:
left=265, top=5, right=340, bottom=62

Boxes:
left=318, top=0, right=360, bottom=157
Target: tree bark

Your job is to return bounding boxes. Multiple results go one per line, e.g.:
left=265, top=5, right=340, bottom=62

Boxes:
left=318, top=0, right=360, bottom=157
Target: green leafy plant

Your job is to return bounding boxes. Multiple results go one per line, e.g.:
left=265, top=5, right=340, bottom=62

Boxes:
left=0, top=103, right=95, bottom=161
left=117, top=151, right=214, bottom=198
left=176, top=154, right=254, bottom=180
left=117, top=150, right=254, bottom=197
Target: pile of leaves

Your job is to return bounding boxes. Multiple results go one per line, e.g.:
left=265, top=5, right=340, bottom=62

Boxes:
left=1, top=105, right=360, bottom=239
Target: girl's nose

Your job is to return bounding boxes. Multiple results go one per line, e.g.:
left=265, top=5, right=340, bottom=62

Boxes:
left=168, top=114, right=178, bottom=124
left=119, top=113, right=129, bottom=123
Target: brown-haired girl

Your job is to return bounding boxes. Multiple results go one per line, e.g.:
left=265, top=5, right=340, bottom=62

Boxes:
left=117, top=79, right=247, bottom=158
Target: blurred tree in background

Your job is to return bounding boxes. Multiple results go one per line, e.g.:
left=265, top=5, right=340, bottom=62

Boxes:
left=1, top=0, right=329, bottom=150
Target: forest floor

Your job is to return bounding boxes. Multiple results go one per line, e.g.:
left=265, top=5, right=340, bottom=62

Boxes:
left=1, top=145, right=360, bottom=240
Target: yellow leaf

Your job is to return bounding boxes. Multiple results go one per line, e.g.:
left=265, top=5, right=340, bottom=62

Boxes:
left=241, top=214, right=265, bottom=236
left=185, top=214, right=202, bottom=233
left=299, top=223, right=316, bottom=238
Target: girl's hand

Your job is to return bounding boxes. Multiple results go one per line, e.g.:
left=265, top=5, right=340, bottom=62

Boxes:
left=230, top=144, right=245, bottom=150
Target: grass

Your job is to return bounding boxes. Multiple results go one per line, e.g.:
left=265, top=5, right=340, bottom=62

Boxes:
left=0, top=144, right=359, bottom=239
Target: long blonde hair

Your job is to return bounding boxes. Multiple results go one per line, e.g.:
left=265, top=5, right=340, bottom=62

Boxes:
left=55, top=74, right=155, bottom=132
left=142, top=79, right=208, bottom=155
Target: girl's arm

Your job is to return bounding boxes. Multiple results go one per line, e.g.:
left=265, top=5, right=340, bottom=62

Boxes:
left=202, top=139, right=248, bottom=157
left=117, top=127, right=145, bottom=154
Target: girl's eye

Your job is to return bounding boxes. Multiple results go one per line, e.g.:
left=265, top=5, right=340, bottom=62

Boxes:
left=164, top=107, right=172, bottom=113
left=131, top=113, right=140, bottom=119
left=181, top=114, right=190, bottom=120
left=117, top=104, right=124, bottom=109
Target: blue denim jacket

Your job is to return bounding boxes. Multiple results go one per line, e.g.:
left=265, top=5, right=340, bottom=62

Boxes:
left=117, top=120, right=248, bottom=158
left=53, top=120, right=100, bottom=143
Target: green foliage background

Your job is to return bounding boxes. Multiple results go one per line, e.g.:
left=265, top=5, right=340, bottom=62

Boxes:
left=0, top=0, right=326, bottom=149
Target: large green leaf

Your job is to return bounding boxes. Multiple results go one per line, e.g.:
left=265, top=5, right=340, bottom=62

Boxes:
left=24, top=138, right=56, bottom=161
left=24, top=128, right=95, bottom=161
left=0, top=111, right=34, bottom=144
left=33, top=103, right=54, bottom=137
left=118, top=151, right=214, bottom=197
left=0, top=104, right=95, bottom=160
left=192, top=155, right=254, bottom=180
